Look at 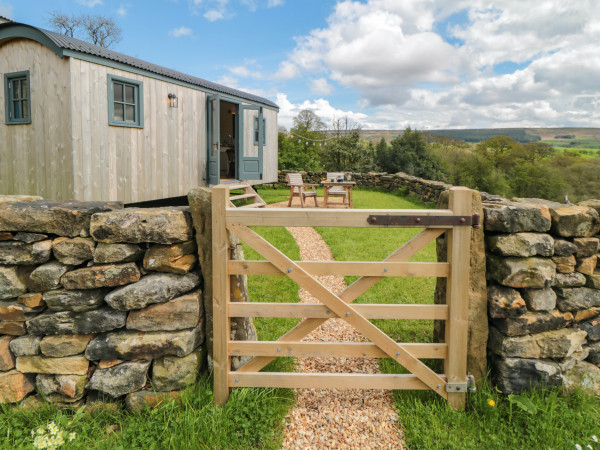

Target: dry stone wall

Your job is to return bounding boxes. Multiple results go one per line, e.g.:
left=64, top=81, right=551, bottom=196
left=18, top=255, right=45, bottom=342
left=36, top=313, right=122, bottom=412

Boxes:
left=0, top=198, right=206, bottom=409
left=483, top=198, right=600, bottom=394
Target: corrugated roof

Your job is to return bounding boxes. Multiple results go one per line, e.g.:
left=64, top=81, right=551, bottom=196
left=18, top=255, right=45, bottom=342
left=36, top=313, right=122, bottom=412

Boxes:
left=0, top=22, right=278, bottom=109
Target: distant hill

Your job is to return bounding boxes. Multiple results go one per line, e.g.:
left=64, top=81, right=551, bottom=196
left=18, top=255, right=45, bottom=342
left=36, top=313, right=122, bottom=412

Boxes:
left=360, top=128, right=600, bottom=144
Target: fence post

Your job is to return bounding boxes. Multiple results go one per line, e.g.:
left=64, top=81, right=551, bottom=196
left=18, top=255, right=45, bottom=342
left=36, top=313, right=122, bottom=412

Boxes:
left=212, top=186, right=231, bottom=405
left=445, top=187, right=472, bottom=410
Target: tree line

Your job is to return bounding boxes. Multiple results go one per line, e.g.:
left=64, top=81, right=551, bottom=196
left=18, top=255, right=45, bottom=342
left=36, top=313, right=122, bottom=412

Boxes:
left=280, top=110, right=600, bottom=203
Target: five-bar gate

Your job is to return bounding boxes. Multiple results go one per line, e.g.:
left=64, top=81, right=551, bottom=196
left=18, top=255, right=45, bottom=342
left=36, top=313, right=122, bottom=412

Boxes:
left=212, top=185, right=475, bottom=410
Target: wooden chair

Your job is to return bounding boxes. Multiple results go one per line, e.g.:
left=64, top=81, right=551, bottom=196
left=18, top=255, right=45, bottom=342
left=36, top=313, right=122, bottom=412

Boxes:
left=326, top=172, right=348, bottom=206
left=286, top=173, right=318, bottom=207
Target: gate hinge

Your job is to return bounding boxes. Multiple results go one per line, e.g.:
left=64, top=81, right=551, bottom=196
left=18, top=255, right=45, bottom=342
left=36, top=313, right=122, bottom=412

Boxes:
left=367, top=214, right=481, bottom=228
left=445, top=375, right=476, bottom=393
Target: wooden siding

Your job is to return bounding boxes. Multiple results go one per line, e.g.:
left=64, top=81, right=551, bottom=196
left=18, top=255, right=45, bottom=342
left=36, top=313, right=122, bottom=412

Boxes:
left=69, top=59, right=206, bottom=203
left=0, top=39, right=72, bottom=199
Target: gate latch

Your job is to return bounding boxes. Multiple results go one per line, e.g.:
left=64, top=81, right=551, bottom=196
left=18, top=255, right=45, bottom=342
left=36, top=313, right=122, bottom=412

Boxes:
left=445, top=375, right=476, bottom=393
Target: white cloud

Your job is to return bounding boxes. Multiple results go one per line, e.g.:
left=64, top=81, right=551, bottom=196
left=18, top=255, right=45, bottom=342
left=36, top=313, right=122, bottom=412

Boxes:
left=267, top=0, right=284, bottom=7
left=116, top=4, right=129, bottom=17
left=169, top=26, right=194, bottom=37
left=276, top=93, right=368, bottom=130
left=0, top=1, right=13, bottom=19
left=204, top=9, right=225, bottom=21
left=75, top=0, right=103, bottom=7
left=310, top=78, right=334, bottom=96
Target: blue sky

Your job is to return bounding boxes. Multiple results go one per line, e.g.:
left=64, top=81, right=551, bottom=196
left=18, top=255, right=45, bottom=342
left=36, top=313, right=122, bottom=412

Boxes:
left=1, top=0, right=599, bottom=130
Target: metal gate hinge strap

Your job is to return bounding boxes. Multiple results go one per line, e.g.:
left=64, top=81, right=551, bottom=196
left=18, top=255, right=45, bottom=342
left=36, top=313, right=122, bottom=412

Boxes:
left=367, top=214, right=481, bottom=228
left=445, top=382, right=468, bottom=393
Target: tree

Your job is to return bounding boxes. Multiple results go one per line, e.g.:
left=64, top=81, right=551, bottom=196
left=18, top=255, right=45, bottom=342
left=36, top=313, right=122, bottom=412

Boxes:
left=384, top=128, right=445, bottom=180
left=374, top=137, right=389, bottom=171
left=47, top=11, right=122, bottom=48
left=319, top=117, right=374, bottom=172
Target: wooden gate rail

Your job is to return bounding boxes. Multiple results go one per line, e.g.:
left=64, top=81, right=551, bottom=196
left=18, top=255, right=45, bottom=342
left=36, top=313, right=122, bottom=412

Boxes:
left=212, top=185, right=473, bottom=410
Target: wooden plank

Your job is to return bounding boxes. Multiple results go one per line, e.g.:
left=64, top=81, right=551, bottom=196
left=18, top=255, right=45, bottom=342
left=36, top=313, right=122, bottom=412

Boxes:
left=445, top=188, right=472, bottom=411
left=229, top=372, right=447, bottom=390
left=229, top=261, right=449, bottom=277
left=228, top=303, right=449, bottom=320
left=212, top=186, right=231, bottom=406
left=226, top=208, right=455, bottom=227
left=229, top=341, right=447, bottom=359
left=228, top=223, right=448, bottom=398
left=236, top=228, right=445, bottom=373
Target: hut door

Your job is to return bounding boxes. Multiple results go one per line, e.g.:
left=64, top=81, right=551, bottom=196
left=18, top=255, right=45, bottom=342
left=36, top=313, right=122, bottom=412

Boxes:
left=207, top=94, right=220, bottom=186
left=238, top=105, right=263, bottom=180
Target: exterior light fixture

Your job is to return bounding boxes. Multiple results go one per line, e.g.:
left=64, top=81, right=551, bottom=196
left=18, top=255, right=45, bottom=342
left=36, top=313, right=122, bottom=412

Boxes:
left=168, top=93, right=178, bottom=108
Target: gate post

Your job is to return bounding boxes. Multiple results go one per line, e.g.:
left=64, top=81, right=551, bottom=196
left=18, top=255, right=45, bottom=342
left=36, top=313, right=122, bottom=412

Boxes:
left=445, top=187, right=473, bottom=410
left=212, top=186, right=231, bottom=405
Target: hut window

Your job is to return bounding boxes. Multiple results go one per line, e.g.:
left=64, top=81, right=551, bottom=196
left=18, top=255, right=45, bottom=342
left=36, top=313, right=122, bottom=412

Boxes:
left=253, top=116, right=266, bottom=145
left=107, top=75, right=143, bottom=128
left=4, top=71, right=31, bottom=125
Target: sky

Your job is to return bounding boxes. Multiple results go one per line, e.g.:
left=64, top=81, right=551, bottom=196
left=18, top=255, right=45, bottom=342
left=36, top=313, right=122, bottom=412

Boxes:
left=1, top=0, right=599, bottom=130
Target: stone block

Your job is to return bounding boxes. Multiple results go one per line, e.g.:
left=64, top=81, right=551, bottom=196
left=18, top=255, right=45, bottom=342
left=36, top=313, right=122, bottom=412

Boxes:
left=492, top=356, right=562, bottom=394
left=36, top=374, right=87, bottom=400
left=0, top=232, right=11, bottom=241
left=0, top=195, right=42, bottom=205
left=552, top=255, right=576, bottom=273
left=0, top=370, right=35, bottom=403
left=17, top=293, right=44, bottom=308
left=483, top=202, right=551, bottom=233
left=105, top=272, right=200, bottom=311
left=125, top=390, right=180, bottom=412
left=143, top=240, right=197, bottom=274
left=16, top=355, right=89, bottom=375
left=574, top=238, right=600, bottom=258
left=522, top=287, right=556, bottom=311
left=0, top=300, right=44, bottom=321
left=40, top=334, right=94, bottom=357
left=86, top=360, right=151, bottom=398
left=577, top=318, right=600, bottom=341
left=62, top=263, right=140, bottom=290
left=26, top=261, right=71, bottom=292
left=488, top=326, right=586, bottom=358
left=555, top=287, right=600, bottom=311
left=53, top=237, right=95, bottom=265
left=492, top=309, right=572, bottom=336
left=0, top=240, right=52, bottom=265
left=550, top=206, right=599, bottom=237
left=487, top=233, right=553, bottom=257
left=487, top=255, right=555, bottom=288
left=574, top=308, right=600, bottom=323
left=487, top=285, right=526, bottom=318
left=94, top=243, right=145, bottom=264
left=90, top=207, right=193, bottom=244
left=27, top=307, right=127, bottom=335
left=0, top=200, right=122, bottom=237
left=152, top=349, right=203, bottom=391
left=553, top=239, right=578, bottom=256
left=0, top=321, right=26, bottom=335
left=576, top=255, right=597, bottom=276
left=586, top=341, right=600, bottom=365
left=586, top=270, right=600, bottom=289
left=43, top=289, right=107, bottom=312
left=562, top=361, right=600, bottom=395
left=13, top=232, right=47, bottom=243
left=0, top=335, right=15, bottom=370
left=0, top=266, right=30, bottom=300
left=127, top=290, right=202, bottom=331
left=553, top=272, right=586, bottom=287
left=9, top=335, right=41, bottom=356
left=85, top=318, right=204, bottom=361
left=98, top=359, right=123, bottom=369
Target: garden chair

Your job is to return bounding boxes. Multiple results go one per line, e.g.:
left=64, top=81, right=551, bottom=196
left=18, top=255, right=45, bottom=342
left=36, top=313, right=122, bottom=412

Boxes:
left=325, top=172, right=349, bottom=206
left=286, top=173, right=318, bottom=207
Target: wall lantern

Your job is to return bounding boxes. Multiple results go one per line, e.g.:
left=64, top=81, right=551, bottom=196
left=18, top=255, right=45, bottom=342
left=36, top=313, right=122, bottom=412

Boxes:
left=168, top=93, right=178, bottom=108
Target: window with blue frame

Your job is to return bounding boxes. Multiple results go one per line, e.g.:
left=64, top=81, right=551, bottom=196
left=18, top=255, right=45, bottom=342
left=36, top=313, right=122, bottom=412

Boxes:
left=4, top=71, right=31, bottom=125
left=253, top=116, right=266, bottom=145
left=108, top=75, right=143, bottom=128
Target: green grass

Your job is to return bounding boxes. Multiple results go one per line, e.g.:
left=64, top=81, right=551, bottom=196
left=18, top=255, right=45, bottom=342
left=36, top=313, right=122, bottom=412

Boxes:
left=0, top=378, right=294, bottom=449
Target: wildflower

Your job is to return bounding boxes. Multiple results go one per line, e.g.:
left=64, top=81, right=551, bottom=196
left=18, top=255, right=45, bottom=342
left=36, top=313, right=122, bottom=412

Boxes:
left=487, top=399, right=496, bottom=407
left=69, top=432, right=76, bottom=441
left=576, top=444, right=582, bottom=450
left=37, top=427, right=45, bottom=435
left=593, top=436, right=598, bottom=443
left=587, top=445, right=592, bottom=449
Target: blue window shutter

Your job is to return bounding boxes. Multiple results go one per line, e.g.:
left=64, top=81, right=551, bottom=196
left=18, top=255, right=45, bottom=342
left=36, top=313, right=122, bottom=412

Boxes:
left=239, top=105, right=263, bottom=180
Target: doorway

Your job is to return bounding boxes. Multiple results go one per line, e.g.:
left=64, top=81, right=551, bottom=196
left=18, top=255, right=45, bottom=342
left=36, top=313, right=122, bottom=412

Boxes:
left=219, top=100, right=237, bottom=181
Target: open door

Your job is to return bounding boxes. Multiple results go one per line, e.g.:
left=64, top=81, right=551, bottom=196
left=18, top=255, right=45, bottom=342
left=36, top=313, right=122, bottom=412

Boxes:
left=207, top=94, right=220, bottom=186
left=238, top=105, right=263, bottom=180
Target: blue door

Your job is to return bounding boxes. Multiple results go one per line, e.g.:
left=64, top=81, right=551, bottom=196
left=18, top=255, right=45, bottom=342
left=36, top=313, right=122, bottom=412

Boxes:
left=207, top=94, right=220, bottom=186
left=238, top=105, right=263, bottom=180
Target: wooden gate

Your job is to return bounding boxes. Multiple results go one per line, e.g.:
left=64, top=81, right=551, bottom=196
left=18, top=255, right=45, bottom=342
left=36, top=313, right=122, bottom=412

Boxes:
left=212, top=185, right=475, bottom=410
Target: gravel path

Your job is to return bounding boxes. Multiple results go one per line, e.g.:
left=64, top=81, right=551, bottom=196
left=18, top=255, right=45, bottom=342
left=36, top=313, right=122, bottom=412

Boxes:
left=266, top=201, right=405, bottom=449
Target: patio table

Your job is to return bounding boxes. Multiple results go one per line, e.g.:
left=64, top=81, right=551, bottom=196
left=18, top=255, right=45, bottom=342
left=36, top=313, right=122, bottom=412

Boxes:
left=320, top=180, right=356, bottom=208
